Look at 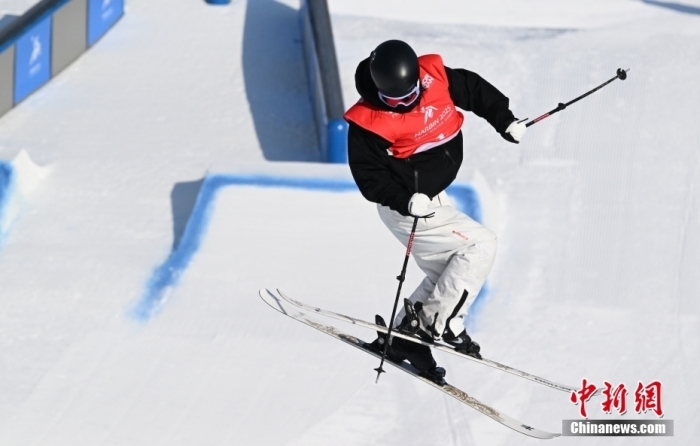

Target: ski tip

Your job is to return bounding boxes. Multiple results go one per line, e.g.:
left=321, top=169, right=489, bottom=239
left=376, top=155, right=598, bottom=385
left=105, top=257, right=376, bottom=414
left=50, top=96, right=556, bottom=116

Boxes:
left=259, top=288, right=274, bottom=298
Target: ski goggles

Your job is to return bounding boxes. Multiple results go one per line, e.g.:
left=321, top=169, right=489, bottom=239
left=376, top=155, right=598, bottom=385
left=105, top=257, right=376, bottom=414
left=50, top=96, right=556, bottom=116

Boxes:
left=378, top=81, right=421, bottom=108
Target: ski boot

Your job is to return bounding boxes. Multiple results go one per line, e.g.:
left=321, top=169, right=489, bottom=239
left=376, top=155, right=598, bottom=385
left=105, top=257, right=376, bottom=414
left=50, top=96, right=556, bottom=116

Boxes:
left=402, top=298, right=483, bottom=360
left=442, top=329, right=482, bottom=360
left=391, top=336, right=446, bottom=386
left=392, top=299, right=446, bottom=386
left=365, top=315, right=404, bottom=365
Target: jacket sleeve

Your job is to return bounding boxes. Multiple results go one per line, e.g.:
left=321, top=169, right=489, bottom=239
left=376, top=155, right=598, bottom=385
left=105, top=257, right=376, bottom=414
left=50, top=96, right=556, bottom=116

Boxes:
left=347, top=123, right=413, bottom=216
left=445, top=66, right=517, bottom=141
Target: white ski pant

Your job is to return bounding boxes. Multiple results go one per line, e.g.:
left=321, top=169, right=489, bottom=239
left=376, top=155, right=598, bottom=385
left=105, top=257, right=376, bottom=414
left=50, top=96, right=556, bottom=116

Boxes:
left=378, top=191, right=497, bottom=339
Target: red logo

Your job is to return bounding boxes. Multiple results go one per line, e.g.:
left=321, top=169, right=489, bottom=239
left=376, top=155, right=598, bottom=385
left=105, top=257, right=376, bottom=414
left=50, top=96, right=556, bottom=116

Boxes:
left=570, top=379, right=597, bottom=418
left=570, top=379, right=664, bottom=418
left=452, top=230, right=469, bottom=241
left=635, top=381, right=664, bottom=417
left=602, top=382, right=628, bottom=415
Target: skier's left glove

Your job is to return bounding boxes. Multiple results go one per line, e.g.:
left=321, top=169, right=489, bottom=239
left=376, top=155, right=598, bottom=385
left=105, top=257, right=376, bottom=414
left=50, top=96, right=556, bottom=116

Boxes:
left=408, top=193, right=436, bottom=218
left=504, top=119, right=527, bottom=144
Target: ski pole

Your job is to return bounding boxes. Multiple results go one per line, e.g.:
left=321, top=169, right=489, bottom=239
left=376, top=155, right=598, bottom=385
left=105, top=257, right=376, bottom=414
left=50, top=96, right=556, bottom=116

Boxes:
left=374, top=215, right=420, bottom=383
left=524, top=68, right=629, bottom=127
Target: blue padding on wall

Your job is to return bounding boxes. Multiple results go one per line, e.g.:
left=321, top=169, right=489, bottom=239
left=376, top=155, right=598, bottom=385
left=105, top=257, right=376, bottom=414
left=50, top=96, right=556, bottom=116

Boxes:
left=0, top=0, right=70, bottom=53
left=13, top=16, right=51, bottom=104
left=1, top=0, right=123, bottom=114
left=87, top=0, right=124, bottom=46
left=131, top=174, right=483, bottom=321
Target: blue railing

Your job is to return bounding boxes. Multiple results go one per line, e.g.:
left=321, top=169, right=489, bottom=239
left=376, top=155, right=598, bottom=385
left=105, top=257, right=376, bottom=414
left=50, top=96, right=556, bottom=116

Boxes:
left=300, top=0, right=348, bottom=163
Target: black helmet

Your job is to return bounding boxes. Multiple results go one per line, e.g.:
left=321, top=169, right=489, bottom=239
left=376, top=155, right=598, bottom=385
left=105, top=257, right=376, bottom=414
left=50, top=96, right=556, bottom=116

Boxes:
left=369, top=40, right=419, bottom=98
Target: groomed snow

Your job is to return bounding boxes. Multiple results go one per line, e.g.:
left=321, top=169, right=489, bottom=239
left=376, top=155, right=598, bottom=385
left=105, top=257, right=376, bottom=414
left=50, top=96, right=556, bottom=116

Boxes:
left=0, top=0, right=698, bottom=444
left=0, top=0, right=38, bottom=16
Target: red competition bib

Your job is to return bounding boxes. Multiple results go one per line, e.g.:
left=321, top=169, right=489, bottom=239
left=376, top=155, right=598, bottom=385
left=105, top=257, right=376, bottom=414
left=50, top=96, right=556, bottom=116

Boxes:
left=344, top=54, right=464, bottom=159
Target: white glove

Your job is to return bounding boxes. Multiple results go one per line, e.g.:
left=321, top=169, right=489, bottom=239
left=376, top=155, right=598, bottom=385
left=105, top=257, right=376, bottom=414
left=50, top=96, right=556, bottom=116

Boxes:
left=408, top=193, right=435, bottom=218
left=505, top=120, right=527, bottom=143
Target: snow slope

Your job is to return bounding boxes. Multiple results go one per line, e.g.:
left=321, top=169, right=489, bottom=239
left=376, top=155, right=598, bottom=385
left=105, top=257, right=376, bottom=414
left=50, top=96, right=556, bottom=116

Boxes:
left=0, top=0, right=698, bottom=444
left=328, top=0, right=661, bottom=28
left=0, top=0, right=38, bottom=16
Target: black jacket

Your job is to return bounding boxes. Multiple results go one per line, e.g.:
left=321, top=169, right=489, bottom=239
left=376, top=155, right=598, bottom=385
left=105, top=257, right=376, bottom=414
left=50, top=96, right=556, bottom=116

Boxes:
left=347, top=57, right=517, bottom=216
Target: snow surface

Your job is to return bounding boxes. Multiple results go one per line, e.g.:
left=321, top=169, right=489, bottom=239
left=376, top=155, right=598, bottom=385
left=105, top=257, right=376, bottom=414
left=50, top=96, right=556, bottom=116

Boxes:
left=0, top=0, right=699, bottom=444
left=0, top=0, right=37, bottom=16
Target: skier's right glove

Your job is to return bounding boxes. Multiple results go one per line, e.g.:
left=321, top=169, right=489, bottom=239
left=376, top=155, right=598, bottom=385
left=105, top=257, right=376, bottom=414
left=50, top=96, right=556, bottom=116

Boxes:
left=408, top=193, right=436, bottom=218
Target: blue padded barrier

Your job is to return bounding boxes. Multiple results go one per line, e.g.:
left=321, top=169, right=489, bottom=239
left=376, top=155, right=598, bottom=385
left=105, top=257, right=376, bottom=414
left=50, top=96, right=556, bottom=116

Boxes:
left=0, top=0, right=123, bottom=116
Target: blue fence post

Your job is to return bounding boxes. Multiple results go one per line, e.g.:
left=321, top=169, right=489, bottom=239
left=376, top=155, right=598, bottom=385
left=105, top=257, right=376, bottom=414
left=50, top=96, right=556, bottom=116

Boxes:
left=87, top=0, right=124, bottom=46
left=205, top=0, right=231, bottom=4
left=327, top=118, right=348, bottom=163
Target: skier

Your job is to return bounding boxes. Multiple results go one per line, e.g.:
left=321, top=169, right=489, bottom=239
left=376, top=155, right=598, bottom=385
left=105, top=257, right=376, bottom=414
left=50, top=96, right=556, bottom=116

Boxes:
left=344, top=40, right=526, bottom=380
